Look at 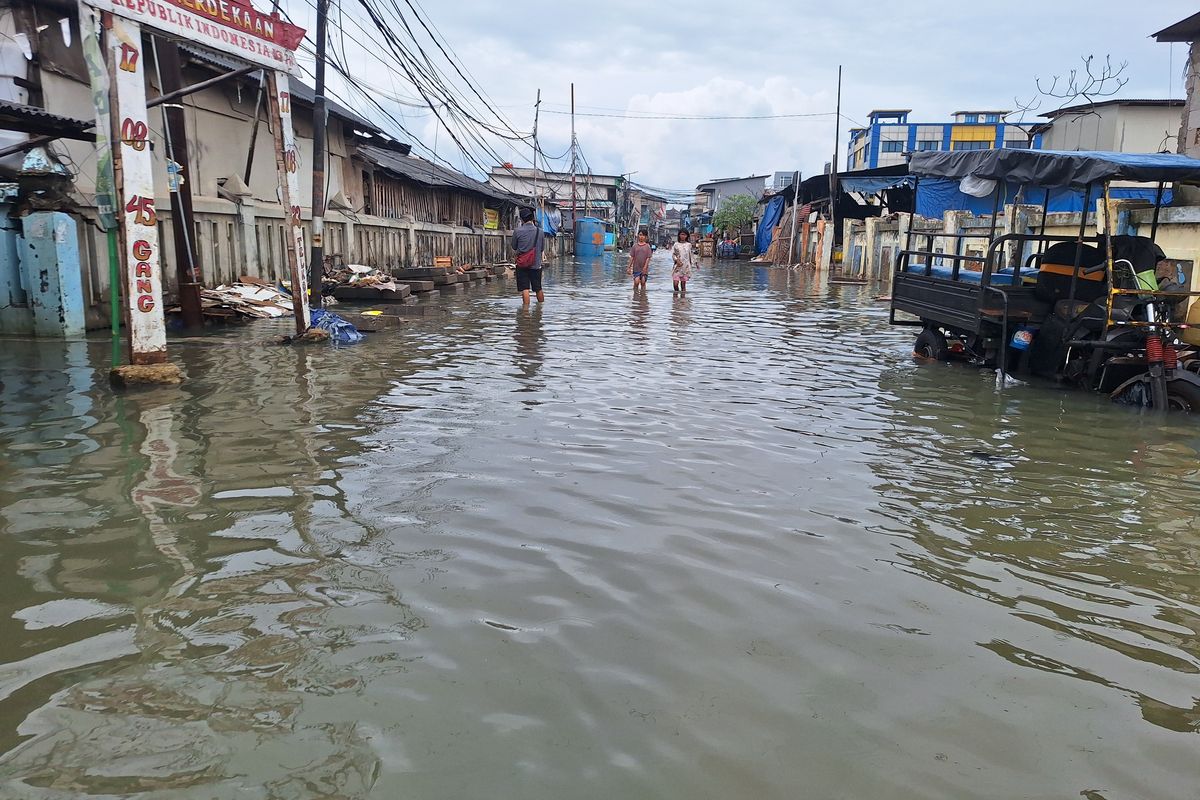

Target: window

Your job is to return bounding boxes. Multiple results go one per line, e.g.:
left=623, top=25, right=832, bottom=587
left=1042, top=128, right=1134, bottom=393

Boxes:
left=1004, top=139, right=1030, bottom=149
left=963, top=114, right=978, bottom=123
left=985, top=114, right=1000, bottom=123
left=881, top=140, right=904, bottom=153
left=916, top=140, right=940, bottom=151
left=953, top=140, right=990, bottom=151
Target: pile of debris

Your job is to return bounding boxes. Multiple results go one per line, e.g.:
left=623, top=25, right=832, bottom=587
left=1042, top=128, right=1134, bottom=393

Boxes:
left=189, top=276, right=295, bottom=320
left=327, top=263, right=399, bottom=293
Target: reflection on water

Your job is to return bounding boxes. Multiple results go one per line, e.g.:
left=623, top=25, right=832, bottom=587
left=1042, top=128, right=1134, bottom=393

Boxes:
left=0, top=253, right=1197, bottom=799
left=513, top=305, right=545, bottom=391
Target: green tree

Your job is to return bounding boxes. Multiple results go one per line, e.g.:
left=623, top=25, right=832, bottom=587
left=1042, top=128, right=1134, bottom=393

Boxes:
left=712, top=194, right=758, bottom=236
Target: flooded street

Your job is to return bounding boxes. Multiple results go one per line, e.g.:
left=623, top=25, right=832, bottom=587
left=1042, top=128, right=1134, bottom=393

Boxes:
left=1, top=253, right=1198, bottom=799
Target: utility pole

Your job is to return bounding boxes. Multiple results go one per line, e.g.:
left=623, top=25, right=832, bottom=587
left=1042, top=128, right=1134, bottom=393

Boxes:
left=787, top=170, right=802, bottom=265
left=570, top=82, right=577, bottom=235
left=152, top=38, right=203, bottom=329
left=531, top=88, right=541, bottom=217
left=828, top=65, right=843, bottom=268
left=308, top=0, right=330, bottom=310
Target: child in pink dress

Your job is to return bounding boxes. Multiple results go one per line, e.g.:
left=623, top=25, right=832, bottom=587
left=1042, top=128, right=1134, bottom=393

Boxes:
left=670, top=229, right=698, bottom=293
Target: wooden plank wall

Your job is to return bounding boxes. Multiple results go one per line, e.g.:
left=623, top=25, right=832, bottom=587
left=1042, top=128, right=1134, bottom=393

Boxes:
left=371, top=173, right=490, bottom=227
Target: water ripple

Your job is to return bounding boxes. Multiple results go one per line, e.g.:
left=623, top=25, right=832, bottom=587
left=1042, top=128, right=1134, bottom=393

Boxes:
left=0, top=257, right=1197, bottom=798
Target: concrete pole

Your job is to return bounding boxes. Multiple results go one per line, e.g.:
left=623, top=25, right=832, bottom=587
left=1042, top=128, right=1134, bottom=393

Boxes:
left=268, top=71, right=310, bottom=332
left=308, top=0, right=329, bottom=309
left=108, top=15, right=168, bottom=365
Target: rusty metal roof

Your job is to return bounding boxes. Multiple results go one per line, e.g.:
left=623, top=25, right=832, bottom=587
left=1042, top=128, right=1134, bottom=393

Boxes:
left=359, top=144, right=518, bottom=203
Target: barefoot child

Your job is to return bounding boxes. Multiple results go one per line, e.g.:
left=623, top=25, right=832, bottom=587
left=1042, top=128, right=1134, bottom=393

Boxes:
left=627, top=229, right=652, bottom=292
left=670, top=229, right=698, bottom=292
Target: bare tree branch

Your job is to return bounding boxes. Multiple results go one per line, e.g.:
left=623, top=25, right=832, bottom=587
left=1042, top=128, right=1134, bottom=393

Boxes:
left=1005, top=54, right=1130, bottom=145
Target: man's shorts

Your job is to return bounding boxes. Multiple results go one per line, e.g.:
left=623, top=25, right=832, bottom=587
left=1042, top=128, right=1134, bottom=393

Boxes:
left=515, top=268, right=543, bottom=293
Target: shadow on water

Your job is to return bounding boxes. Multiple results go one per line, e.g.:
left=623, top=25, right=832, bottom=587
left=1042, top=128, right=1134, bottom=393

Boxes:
left=0, top=256, right=1197, bottom=799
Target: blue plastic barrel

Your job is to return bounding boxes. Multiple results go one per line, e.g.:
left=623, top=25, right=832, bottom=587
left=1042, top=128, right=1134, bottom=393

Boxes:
left=575, top=217, right=606, bottom=257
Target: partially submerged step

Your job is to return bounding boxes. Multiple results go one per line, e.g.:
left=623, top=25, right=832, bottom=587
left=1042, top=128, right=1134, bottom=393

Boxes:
left=333, top=285, right=412, bottom=303
left=110, top=363, right=185, bottom=388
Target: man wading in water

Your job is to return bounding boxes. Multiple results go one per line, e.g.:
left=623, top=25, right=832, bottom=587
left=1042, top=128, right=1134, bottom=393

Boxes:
left=512, top=207, right=545, bottom=305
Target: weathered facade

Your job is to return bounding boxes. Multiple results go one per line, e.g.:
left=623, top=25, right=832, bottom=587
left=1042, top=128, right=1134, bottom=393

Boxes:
left=694, top=175, right=768, bottom=214
left=489, top=166, right=621, bottom=229
left=1036, top=99, right=1183, bottom=154
left=1154, top=13, right=1200, bottom=160
left=0, top=0, right=522, bottom=333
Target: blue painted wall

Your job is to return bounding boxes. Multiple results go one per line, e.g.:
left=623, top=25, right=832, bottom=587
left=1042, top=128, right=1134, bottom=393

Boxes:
left=850, top=120, right=1040, bottom=169
left=22, top=211, right=86, bottom=337
left=0, top=187, right=31, bottom=334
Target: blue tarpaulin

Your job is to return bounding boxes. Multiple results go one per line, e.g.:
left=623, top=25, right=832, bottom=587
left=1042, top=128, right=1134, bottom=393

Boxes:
left=915, top=178, right=1171, bottom=219
left=840, top=175, right=916, bottom=194
left=755, top=195, right=785, bottom=254
left=536, top=208, right=559, bottom=235
left=309, top=308, right=364, bottom=344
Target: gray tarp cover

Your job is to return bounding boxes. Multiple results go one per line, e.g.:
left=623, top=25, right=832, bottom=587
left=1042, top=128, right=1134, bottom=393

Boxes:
left=908, top=149, right=1200, bottom=187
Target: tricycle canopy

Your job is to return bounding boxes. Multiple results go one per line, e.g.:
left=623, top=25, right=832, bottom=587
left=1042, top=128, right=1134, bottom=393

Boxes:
left=908, top=149, right=1200, bottom=188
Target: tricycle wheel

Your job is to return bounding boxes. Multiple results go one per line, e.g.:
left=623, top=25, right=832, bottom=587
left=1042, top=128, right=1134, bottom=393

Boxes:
left=1166, top=380, right=1200, bottom=413
left=914, top=328, right=949, bottom=361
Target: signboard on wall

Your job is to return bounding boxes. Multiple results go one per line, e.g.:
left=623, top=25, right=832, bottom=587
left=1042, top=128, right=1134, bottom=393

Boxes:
left=484, top=208, right=499, bottom=230
left=85, top=0, right=305, bottom=74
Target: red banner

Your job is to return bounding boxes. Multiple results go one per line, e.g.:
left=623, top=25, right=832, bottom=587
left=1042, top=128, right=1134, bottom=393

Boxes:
left=90, top=0, right=306, bottom=74
left=165, top=0, right=305, bottom=49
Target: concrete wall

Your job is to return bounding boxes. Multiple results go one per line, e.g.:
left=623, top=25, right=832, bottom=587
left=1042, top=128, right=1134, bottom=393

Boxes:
left=42, top=67, right=355, bottom=211
left=1040, top=105, right=1181, bottom=153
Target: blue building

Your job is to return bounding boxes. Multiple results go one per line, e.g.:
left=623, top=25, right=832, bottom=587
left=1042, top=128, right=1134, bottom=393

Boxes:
left=846, top=109, right=1042, bottom=171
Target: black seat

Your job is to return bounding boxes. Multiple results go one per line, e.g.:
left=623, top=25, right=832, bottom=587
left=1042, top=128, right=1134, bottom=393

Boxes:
left=1034, top=242, right=1107, bottom=305
left=1109, top=235, right=1166, bottom=290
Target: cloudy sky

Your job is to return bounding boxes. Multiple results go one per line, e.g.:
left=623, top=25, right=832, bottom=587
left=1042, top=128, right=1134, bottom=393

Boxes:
left=282, top=0, right=1196, bottom=195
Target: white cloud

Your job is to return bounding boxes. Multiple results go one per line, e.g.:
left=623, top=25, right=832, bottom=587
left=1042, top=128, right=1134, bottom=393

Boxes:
left=287, top=0, right=1197, bottom=189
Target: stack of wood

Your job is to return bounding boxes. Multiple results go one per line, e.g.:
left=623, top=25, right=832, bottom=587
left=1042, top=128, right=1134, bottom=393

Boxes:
left=763, top=210, right=798, bottom=264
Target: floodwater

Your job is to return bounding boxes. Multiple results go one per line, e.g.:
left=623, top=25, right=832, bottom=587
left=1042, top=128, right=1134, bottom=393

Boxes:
left=1, top=252, right=1198, bottom=800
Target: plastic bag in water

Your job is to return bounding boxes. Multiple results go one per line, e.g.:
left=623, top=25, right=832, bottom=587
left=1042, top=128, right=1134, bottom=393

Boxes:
left=308, top=308, right=364, bottom=344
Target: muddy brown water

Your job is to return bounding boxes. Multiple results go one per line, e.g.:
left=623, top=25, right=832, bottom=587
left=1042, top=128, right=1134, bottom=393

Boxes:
left=1, top=254, right=1197, bottom=799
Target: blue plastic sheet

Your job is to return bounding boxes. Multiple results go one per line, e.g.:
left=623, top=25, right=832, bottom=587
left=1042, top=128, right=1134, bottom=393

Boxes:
left=755, top=195, right=785, bottom=254
left=309, top=308, right=364, bottom=344
left=915, top=178, right=1171, bottom=219
left=536, top=208, right=558, bottom=235
left=840, top=175, right=916, bottom=194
